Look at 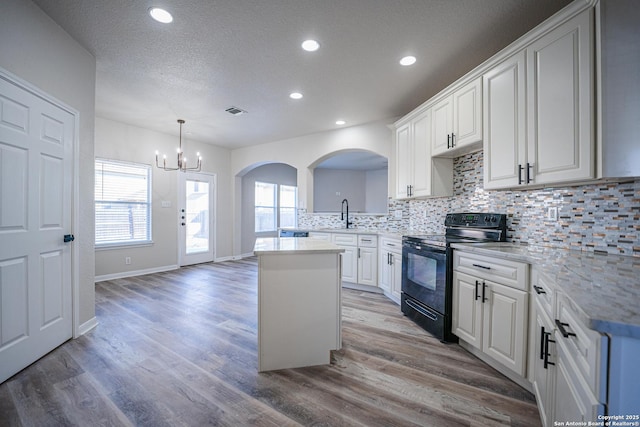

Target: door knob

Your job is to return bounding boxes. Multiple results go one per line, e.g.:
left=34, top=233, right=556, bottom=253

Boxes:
left=64, top=234, right=75, bottom=243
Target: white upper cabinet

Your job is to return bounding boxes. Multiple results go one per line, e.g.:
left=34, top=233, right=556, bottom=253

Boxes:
left=483, top=51, right=527, bottom=189
left=395, top=109, right=453, bottom=199
left=526, top=8, right=594, bottom=185
left=484, top=8, right=594, bottom=190
left=432, top=77, right=483, bottom=157
left=395, top=123, right=412, bottom=199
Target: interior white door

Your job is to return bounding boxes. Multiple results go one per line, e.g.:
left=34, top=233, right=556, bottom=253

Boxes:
left=0, top=73, right=74, bottom=383
left=178, top=172, right=215, bottom=266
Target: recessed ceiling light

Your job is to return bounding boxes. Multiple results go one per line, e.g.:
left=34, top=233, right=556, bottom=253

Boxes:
left=149, top=7, right=173, bottom=24
left=400, top=55, right=417, bottom=66
left=335, top=120, right=346, bottom=125
left=301, top=39, right=320, bottom=52
left=289, top=92, right=303, bottom=100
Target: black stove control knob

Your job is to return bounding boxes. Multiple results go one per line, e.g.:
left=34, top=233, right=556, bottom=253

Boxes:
left=491, top=216, right=497, bottom=222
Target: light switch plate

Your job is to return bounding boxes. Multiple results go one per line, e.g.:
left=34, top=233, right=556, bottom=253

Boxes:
left=161, top=200, right=171, bottom=208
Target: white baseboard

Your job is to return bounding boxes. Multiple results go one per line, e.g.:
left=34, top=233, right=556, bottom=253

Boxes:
left=75, top=316, right=98, bottom=338
left=94, top=264, right=179, bottom=282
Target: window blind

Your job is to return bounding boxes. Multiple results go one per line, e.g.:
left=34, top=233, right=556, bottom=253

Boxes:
left=95, top=159, right=152, bottom=246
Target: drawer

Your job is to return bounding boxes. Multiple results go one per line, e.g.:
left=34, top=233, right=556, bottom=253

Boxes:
left=453, top=251, right=528, bottom=290
left=308, top=232, right=331, bottom=241
left=532, top=269, right=555, bottom=318
left=555, top=292, right=608, bottom=401
left=332, top=233, right=358, bottom=246
left=357, top=235, right=377, bottom=248
left=380, top=237, right=402, bottom=253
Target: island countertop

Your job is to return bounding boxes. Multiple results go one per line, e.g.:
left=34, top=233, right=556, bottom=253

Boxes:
left=254, top=237, right=345, bottom=255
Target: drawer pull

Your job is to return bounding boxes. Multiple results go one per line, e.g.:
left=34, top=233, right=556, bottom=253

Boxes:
left=543, top=332, right=555, bottom=369
left=533, top=285, right=546, bottom=295
left=482, top=281, right=488, bottom=303
left=555, top=319, right=577, bottom=338
left=472, top=263, right=491, bottom=270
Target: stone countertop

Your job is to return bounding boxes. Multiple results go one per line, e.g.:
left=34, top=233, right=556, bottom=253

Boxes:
left=254, top=237, right=345, bottom=255
left=280, top=227, right=414, bottom=240
left=451, top=242, right=640, bottom=339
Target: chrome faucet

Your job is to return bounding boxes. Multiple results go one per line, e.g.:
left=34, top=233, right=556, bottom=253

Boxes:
left=341, top=198, right=353, bottom=229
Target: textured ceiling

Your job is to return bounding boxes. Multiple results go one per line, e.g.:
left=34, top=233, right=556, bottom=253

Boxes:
left=32, top=0, right=572, bottom=149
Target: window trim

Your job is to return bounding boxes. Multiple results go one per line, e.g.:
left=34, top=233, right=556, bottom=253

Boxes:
left=95, top=158, right=153, bottom=248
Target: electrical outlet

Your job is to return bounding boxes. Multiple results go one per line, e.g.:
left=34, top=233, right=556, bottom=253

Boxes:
left=125, top=256, right=131, bottom=265
left=394, top=209, right=402, bottom=219
left=547, top=207, right=558, bottom=221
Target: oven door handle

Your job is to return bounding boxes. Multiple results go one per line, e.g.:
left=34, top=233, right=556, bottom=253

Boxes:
left=405, top=298, right=438, bottom=321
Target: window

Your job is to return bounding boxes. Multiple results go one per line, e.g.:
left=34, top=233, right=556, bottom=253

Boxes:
left=255, top=181, right=297, bottom=232
left=279, top=184, right=297, bottom=229
left=95, top=159, right=152, bottom=247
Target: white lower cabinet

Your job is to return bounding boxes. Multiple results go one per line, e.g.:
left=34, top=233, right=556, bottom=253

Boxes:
left=452, top=251, right=529, bottom=376
left=532, top=298, right=556, bottom=427
left=378, top=236, right=402, bottom=303
left=530, top=270, right=608, bottom=425
left=452, top=270, right=528, bottom=376
left=332, top=233, right=377, bottom=287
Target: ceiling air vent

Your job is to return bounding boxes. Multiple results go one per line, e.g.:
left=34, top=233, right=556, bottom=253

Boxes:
left=225, top=106, right=247, bottom=115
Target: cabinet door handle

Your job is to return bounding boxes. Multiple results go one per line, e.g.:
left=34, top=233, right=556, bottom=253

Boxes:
left=451, top=133, right=455, bottom=147
left=472, top=263, right=491, bottom=270
left=387, top=253, right=391, bottom=265
left=390, top=253, right=394, bottom=265
left=555, top=319, right=577, bottom=338
left=543, top=332, right=556, bottom=369
left=447, top=134, right=451, bottom=149
left=539, top=326, right=546, bottom=360
left=533, top=285, right=546, bottom=295
left=526, top=162, right=533, bottom=184
left=358, top=248, right=361, bottom=258
left=474, top=280, right=480, bottom=301
left=482, top=281, right=488, bottom=303
left=518, top=164, right=524, bottom=185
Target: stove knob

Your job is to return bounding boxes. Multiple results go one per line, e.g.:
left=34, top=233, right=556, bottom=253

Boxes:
left=491, top=216, right=497, bottom=222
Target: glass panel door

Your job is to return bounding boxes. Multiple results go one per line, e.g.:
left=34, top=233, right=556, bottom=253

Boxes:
left=179, top=172, right=215, bottom=266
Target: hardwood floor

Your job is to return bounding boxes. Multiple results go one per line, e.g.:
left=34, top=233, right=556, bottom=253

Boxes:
left=0, top=258, right=540, bottom=426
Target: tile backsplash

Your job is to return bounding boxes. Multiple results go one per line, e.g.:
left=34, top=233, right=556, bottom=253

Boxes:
left=299, top=151, right=640, bottom=257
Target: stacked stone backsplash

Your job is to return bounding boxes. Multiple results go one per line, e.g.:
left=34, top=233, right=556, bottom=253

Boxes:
left=299, top=151, right=640, bottom=257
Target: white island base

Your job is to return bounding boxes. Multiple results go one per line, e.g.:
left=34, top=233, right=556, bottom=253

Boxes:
left=254, top=237, right=344, bottom=372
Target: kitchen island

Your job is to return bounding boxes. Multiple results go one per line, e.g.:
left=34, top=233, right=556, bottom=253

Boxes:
left=253, top=237, right=344, bottom=372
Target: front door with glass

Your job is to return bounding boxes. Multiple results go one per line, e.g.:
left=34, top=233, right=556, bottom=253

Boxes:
left=179, top=172, right=215, bottom=266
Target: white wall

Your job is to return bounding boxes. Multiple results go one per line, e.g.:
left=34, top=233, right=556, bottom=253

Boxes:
left=314, top=169, right=367, bottom=212
left=241, top=163, right=297, bottom=254
left=365, top=169, right=389, bottom=213
left=94, top=117, right=233, bottom=277
left=232, top=118, right=394, bottom=255
left=0, top=0, right=97, bottom=328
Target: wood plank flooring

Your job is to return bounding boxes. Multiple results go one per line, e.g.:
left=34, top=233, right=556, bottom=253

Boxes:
left=0, top=257, right=541, bottom=426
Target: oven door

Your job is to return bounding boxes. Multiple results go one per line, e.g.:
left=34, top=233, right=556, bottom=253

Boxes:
left=401, top=242, right=447, bottom=314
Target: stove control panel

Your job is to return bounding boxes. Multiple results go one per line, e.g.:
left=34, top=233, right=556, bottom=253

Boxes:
left=445, top=213, right=506, bottom=228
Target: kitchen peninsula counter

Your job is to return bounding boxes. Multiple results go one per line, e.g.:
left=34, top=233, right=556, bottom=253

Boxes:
left=254, top=237, right=344, bottom=372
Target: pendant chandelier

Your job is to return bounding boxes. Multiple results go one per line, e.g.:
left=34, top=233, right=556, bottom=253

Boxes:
left=155, top=119, right=202, bottom=172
